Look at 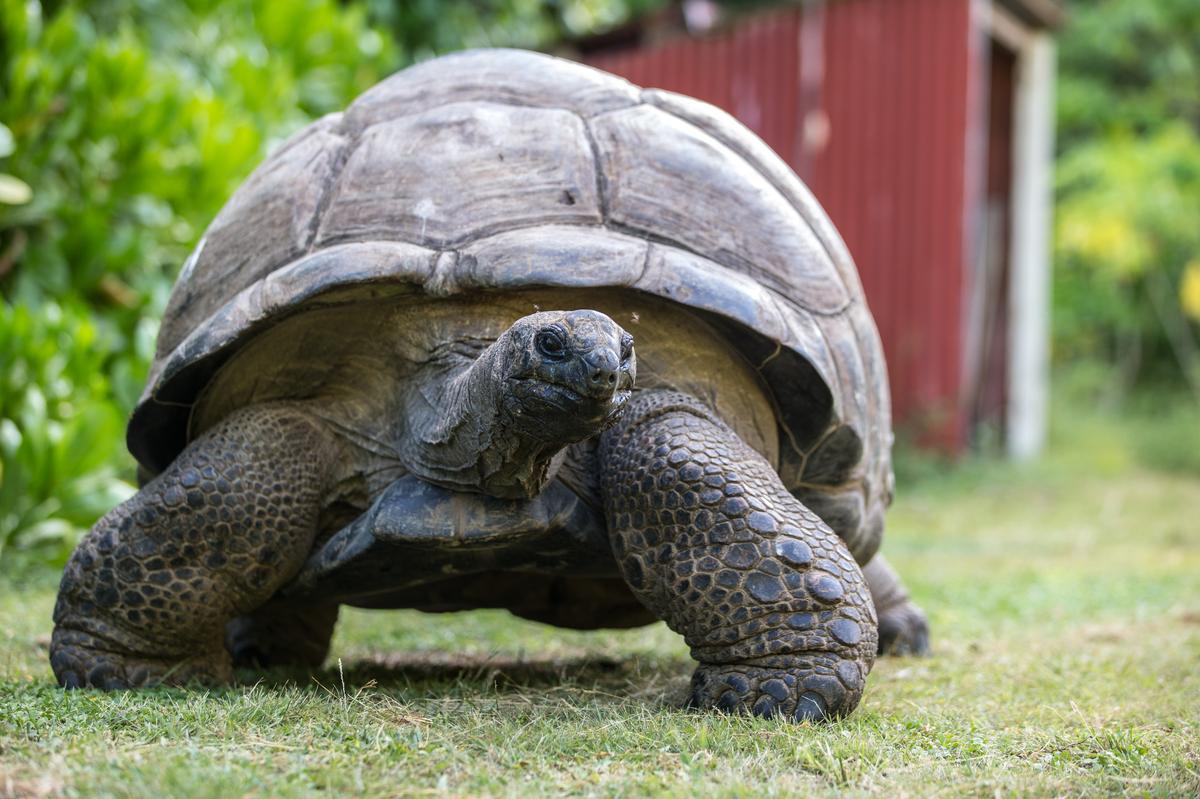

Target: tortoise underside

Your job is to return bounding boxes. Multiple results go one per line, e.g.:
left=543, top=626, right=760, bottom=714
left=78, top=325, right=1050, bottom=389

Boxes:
left=281, top=474, right=655, bottom=629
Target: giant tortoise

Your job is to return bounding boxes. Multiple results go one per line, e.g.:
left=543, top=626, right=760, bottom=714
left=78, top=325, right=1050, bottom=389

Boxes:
left=51, top=49, right=928, bottom=721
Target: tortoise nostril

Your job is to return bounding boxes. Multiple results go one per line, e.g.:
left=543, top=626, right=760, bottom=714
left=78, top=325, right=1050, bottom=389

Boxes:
left=589, top=367, right=616, bottom=385
left=581, top=348, right=620, bottom=397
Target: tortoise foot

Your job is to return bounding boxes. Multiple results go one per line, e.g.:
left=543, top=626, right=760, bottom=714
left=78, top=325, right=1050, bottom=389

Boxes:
left=689, top=657, right=864, bottom=722
left=877, top=599, right=930, bottom=656
left=50, top=627, right=232, bottom=690
left=50, top=404, right=336, bottom=692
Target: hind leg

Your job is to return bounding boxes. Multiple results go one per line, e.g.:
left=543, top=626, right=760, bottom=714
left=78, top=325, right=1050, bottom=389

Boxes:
left=864, top=554, right=929, bottom=656
left=225, top=603, right=339, bottom=669
left=50, top=404, right=338, bottom=689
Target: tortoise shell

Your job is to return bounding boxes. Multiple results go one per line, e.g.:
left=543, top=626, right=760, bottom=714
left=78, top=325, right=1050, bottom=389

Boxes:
left=129, top=48, right=893, bottom=562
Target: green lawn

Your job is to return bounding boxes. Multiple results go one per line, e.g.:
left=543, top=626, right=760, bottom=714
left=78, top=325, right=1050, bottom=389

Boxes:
left=1, top=407, right=1198, bottom=797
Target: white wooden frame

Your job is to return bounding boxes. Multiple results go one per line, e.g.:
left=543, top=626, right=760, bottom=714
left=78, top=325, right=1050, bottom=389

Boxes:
left=985, top=2, right=1057, bottom=460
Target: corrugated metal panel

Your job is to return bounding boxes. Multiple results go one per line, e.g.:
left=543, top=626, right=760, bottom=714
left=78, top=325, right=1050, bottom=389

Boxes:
left=592, top=9, right=803, bottom=161
left=587, top=0, right=976, bottom=449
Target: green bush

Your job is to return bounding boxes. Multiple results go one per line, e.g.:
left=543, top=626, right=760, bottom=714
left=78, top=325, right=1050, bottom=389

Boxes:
left=365, top=0, right=664, bottom=59
left=1056, top=0, right=1200, bottom=150
left=1053, top=0, right=1200, bottom=393
left=1, top=0, right=398, bottom=314
left=0, top=301, right=138, bottom=566
left=1054, top=124, right=1200, bottom=389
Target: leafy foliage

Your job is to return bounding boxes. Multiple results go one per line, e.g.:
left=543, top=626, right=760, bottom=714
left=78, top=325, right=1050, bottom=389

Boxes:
left=1056, top=0, right=1200, bottom=149
left=0, top=301, right=139, bottom=565
left=1054, top=125, right=1200, bottom=386
left=0, top=0, right=397, bottom=312
left=1053, top=0, right=1200, bottom=393
left=364, top=0, right=663, bottom=57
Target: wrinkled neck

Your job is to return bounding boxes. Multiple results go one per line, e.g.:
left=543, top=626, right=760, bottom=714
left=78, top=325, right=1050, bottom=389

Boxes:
left=402, top=340, right=564, bottom=499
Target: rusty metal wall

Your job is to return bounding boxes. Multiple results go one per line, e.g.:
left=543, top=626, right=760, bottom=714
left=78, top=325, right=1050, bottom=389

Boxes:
left=587, top=0, right=976, bottom=449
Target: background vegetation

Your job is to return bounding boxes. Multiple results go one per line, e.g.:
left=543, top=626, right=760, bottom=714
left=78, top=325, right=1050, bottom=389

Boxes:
left=1054, top=0, right=1200, bottom=399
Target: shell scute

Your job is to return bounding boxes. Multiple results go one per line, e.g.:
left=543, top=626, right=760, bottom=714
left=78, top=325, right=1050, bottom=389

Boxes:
left=452, top=226, right=647, bottom=294
left=317, top=102, right=601, bottom=250
left=642, top=89, right=864, bottom=299
left=633, top=245, right=790, bottom=345
left=344, top=48, right=640, bottom=129
left=590, top=104, right=849, bottom=315
left=158, top=122, right=348, bottom=358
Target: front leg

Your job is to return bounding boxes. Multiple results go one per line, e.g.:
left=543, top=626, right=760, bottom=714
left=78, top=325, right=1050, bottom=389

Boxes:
left=50, top=403, right=338, bottom=689
left=599, top=392, right=877, bottom=721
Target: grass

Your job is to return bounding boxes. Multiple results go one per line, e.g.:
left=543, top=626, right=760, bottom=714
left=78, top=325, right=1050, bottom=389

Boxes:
left=1, top=398, right=1198, bottom=797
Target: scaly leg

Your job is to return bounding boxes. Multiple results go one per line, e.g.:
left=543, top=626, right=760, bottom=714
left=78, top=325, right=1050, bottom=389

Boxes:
left=863, top=554, right=930, bottom=656
left=50, top=403, right=338, bottom=689
left=599, top=392, right=877, bottom=721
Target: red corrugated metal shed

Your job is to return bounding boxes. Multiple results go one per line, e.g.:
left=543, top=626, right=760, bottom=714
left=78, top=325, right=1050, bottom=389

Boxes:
left=584, top=0, right=990, bottom=450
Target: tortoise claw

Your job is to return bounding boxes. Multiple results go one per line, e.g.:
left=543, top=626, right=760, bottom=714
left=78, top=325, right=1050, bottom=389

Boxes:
left=688, top=660, right=860, bottom=723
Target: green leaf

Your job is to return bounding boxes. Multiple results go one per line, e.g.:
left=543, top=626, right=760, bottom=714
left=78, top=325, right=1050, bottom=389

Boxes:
left=0, top=122, right=14, bottom=157
left=0, top=174, right=32, bottom=204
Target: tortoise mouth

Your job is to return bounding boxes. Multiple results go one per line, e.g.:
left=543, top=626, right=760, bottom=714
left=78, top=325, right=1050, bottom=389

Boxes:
left=512, top=377, right=630, bottom=427
left=599, top=387, right=632, bottom=427
left=541, top=380, right=586, bottom=405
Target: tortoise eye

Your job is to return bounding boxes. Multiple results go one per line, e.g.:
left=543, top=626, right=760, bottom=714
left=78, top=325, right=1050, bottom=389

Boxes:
left=535, top=327, right=567, bottom=360
left=620, top=333, right=634, bottom=362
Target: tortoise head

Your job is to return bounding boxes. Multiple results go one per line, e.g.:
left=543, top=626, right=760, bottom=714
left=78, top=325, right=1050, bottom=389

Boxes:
left=498, top=309, right=635, bottom=442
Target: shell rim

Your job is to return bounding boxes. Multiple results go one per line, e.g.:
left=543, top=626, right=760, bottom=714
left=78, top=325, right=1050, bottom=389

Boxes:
left=128, top=234, right=841, bottom=479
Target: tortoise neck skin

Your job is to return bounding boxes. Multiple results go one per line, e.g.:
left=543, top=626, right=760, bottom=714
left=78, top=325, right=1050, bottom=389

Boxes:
left=400, top=310, right=635, bottom=500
